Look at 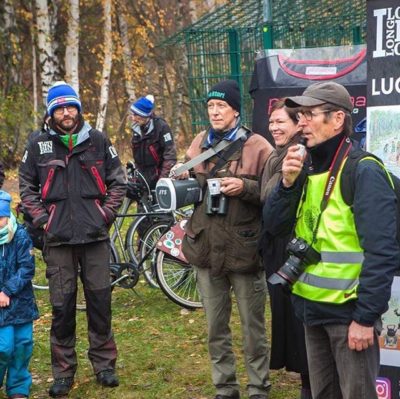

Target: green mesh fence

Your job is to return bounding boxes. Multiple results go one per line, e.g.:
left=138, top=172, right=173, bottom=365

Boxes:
left=161, top=0, right=366, bottom=134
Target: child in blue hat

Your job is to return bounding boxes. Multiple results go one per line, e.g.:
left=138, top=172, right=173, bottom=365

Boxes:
left=0, top=191, right=39, bottom=399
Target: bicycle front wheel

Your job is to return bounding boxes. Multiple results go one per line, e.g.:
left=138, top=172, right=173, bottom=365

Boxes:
left=155, top=251, right=202, bottom=310
left=139, top=222, right=172, bottom=288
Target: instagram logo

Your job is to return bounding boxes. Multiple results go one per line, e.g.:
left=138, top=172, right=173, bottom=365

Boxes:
left=376, top=377, right=391, bottom=399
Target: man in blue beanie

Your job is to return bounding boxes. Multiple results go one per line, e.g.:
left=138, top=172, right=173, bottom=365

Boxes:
left=19, top=81, right=126, bottom=397
left=129, top=94, right=177, bottom=189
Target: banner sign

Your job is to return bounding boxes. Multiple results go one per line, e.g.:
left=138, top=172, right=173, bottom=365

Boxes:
left=367, top=1, right=400, bottom=398
left=250, top=45, right=367, bottom=145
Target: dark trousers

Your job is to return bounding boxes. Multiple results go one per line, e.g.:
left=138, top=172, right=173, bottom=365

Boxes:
left=304, top=323, right=379, bottom=399
left=43, top=241, right=117, bottom=378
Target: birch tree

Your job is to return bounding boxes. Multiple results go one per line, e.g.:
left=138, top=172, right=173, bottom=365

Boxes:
left=65, top=0, right=80, bottom=94
left=35, top=0, right=56, bottom=102
left=96, top=0, right=113, bottom=131
left=48, top=0, right=62, bottom=80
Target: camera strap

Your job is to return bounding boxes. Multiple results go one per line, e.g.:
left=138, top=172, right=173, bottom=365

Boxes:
left=172, top=127, right=249, bottom=176
left=208, top=133, right=249, bottom=178
left=309, top=136, right=352, bottom=244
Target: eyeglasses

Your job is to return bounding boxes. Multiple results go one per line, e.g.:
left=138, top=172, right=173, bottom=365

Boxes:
left=53, top=105, right=78, bottom=116
left=295, top=110, right=332, bottom=121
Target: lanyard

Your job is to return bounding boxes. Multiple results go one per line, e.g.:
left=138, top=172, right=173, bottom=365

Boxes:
left=301, top=136, right=352, bottom=245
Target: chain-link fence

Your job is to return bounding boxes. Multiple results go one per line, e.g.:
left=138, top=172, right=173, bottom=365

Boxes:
left=161, top=0, right=366, bottom=133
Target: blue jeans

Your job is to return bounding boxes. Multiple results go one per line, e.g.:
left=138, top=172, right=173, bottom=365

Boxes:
left=0, top=322, right=33, bottom=397
left=304, top=323, right=379, bottom=399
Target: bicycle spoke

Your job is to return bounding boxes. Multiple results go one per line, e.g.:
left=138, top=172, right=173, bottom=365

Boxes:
left=156, top=252, right=202, bottom=309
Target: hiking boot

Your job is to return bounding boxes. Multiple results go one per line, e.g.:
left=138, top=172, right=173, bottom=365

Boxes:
left=96, top=370, right=119, bottom=387
left=214, top=393, right=240, bottom=399
left=8, top=395, right=28, bottom=399
left=48, top=377, right=74, bottom=397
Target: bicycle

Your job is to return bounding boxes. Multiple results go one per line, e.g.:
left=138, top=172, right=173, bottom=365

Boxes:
left=112, top=162, right=193, bottom=288
left=110, top=216, right=202, bottom=310
left=151, top=219, right=202, bottom=309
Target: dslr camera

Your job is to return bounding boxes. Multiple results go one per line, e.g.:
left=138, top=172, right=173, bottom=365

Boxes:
left=205, top=178, right=228, bottom=215
left=268, top=237, right=320, bottom=289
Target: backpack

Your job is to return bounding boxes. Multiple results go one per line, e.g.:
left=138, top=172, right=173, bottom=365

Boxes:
left=340, top=149, right=400, bottom=242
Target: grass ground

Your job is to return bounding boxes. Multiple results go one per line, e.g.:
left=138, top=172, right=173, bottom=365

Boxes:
left=3, top=177, right=300, bottom=399
left=28, top=264, right=300, bottom=399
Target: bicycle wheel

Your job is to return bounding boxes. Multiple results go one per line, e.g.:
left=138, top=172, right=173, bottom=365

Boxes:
left=155, top=251, right=202, bottom=310
left=139, top=222, right=171, bottom=288
left=32, top=250, right=49, bottom=290
left=125, top=215, right=149, bottom=264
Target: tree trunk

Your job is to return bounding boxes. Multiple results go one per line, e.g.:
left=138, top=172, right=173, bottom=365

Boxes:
left=48, top=0, right=62, bottom=80
left=35, top=0, right=56, bottom=103
left=116, top=0, right=135, bottom=102
left=31, top=25, right=38, bottom=125
left=65, top=0, right=80, bottom=94
left=96, top=0, right=113, bottom=132
left=3, top=0, right=21, bottom=91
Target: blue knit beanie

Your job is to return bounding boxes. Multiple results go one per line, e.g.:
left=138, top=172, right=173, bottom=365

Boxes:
left=130, top=95, right=155, bottom=117
left=0, top=191, right=11, bottom=218
left=47, top=81, right=82, bottom=116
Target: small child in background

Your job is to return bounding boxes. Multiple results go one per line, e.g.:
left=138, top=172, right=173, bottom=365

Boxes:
left=0, top=191, right=38, bottom=399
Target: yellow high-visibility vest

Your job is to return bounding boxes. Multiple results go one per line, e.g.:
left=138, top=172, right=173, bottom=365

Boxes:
left=292, top=164, right=363, bottom=304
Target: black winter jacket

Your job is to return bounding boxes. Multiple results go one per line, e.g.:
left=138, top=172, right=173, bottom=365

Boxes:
left=131, top=116, right=177, bottom=189
left=19, top=122, right=127, bottom=246
left=263, top=135, right=400, bottom=327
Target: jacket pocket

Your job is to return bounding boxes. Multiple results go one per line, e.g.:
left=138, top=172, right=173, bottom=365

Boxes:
left=95, top=199, right=109, bottom=224
left=45, top=204, right=56, bottom=232
left=225, top=223, right=261, bottom=272
left=46, top=265, right=64, bottom=307
left=38, top=159, right=67, bottom=201
left=44, top=203, right=73, bottom=243
left=182, top=230, right=210, bottom=268
left=79, top=152, right=106, bottom=198
left=74, top=199, right=109, bottom=240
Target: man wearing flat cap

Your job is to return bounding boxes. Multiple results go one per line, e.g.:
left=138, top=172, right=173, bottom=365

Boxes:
left=263, top=81, right=399, bottom=398
left=175, top=79, right=273, bottom=399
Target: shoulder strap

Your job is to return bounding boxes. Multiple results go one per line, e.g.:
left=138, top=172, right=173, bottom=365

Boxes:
left=208, top=132, right=249, bottom=178
left=173, top=127, right=250, bottom=176
left=341, top=149, right=393, bottom=206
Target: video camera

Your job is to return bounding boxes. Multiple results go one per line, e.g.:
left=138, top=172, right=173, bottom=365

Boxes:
left=155, top=177, right=228, bottom=215
left=156, top=178, right=203, bottom=211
